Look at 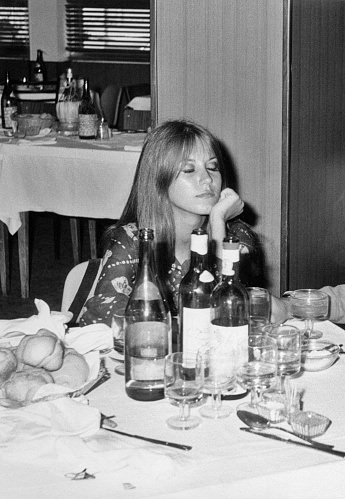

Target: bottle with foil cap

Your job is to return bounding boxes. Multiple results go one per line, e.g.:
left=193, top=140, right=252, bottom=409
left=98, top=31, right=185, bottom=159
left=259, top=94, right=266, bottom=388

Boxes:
left=210, top=236, right=249, bottom=353
left=78, top=78, right=97, bottom=139
left=124, top=228, right=172, bottom=401
left=178, top=228, right=215, bottom=356
left=33, top=49, right=47, bottom=85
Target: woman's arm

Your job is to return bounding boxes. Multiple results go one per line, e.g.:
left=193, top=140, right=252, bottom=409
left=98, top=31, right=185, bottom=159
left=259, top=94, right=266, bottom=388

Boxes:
left=80, top=225, right=139, bottom=331
left=208, top=188, right=244, bottom=258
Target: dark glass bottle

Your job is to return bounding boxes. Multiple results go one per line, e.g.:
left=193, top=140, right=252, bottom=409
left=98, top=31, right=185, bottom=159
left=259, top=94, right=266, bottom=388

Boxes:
left=124, top=228, right=172, bottom=401
left=1, top=71, right=17, bottom=129
left=78, top=78, right=97, bottom=139
left=178, top=228, right=215, bottom=355
left=33, top=49, right=47, bottom=84
left=210, top=236, right=249, bottom=352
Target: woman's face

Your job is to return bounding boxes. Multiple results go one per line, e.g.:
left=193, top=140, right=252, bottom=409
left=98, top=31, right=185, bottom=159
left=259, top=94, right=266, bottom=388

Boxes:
left=168, top=143, right=222, bottom=218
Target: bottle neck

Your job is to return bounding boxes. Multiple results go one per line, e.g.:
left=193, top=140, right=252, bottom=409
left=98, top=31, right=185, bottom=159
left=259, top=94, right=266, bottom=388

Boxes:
left=221, top=248, right=240, bottom=279
left=82, top=79, right=91, bottom=99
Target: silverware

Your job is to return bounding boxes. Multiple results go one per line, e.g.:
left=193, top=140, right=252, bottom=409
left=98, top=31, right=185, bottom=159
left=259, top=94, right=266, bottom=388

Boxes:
left=240, top=427, right=345, bottom=458
left=237, top=410, right=334, bottom=450
left=102, top=426, right=192, bottom=451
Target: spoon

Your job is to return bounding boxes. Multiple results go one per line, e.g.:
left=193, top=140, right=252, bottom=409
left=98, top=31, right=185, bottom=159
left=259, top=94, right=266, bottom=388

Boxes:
left=237, top=410, right=334, bottom=449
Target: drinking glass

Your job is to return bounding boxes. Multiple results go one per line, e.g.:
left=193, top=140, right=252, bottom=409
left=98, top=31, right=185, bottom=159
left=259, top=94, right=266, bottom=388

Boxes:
left=199, top=347, right=237, bottom=419
left=247, top=287, right=271, bottom=334
left=290, top=289, right=330, bottom=340
left=164, top=352, right=204, bottom=430
left=236, top=335, right=277, bottom=415
left=263, top=323, right=301, bottom=393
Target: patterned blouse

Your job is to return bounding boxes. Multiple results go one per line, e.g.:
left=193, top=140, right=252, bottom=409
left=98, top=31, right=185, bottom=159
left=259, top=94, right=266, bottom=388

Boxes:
left=80, top=223, right=190, bottom=334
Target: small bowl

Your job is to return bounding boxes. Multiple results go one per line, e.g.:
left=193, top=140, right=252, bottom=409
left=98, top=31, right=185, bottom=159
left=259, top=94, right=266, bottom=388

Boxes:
left=301, top=339, right=339, bottom=372
left=11, top=113, right=54, bottom=137
left=290, top=410, right=331, bottom=438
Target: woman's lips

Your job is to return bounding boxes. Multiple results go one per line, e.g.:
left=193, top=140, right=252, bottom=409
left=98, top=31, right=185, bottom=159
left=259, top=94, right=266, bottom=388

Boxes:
left=196, top=191, right=214, bottom=198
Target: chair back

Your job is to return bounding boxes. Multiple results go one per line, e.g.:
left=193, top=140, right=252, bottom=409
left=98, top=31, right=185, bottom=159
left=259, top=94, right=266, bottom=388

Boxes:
left=61, top=258, right=102, bottom=323
left=100, top=85, right=123, bottom=128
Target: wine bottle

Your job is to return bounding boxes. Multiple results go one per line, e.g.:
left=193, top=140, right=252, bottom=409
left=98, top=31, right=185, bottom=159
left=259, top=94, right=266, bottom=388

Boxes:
left=210, top=236, right=249, bottom=354
left=1, top=71, right=17, bottom=129
left=78, top=78, right=97, bottom=139
left=178, top=228, right=215, bottom=356
left=33, top=49, right=47, bottom=84
left=124, top=228, right=172, bottom=401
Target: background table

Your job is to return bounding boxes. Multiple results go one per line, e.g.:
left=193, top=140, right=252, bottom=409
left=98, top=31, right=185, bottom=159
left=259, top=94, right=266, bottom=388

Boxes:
left=0, top=133, right=144, bottom=297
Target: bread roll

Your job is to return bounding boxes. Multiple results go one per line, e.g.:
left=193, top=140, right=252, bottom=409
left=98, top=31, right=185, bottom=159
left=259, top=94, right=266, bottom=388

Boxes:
left=16, top=329, right=64, bottom=371
left=0, top=348, right=18, bottom=385
left=4, top=369, right=54, bottom=403
left=51, top=348, right=89, bottom=388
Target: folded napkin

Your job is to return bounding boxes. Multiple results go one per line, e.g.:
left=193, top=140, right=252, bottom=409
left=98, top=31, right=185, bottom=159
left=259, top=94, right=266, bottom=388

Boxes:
left=0, top=299, right=69, bottom=343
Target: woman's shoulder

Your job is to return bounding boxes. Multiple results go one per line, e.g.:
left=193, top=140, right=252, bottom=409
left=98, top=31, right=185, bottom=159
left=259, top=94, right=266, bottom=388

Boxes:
left=109, top=222, right=139, bottom=245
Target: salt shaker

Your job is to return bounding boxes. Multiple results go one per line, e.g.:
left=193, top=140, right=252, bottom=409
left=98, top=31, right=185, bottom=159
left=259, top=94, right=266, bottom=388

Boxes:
left=97, top=118, right=110, bottom=140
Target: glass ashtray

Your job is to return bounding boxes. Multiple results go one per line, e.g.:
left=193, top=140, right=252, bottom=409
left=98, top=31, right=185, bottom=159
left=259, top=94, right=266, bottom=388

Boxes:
left=301, top=340, right=339, bottom=372
left=290, top=410, right=331, bottom=438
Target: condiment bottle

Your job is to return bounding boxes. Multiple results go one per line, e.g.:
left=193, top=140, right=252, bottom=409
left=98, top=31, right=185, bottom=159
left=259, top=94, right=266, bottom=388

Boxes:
left=1, top=71, right=17, bottom=129
left=178, top=228, right=215, bottom=355
left=78, top=78, right=97, bottom=139
left=210, top=236, right=249, bottom=353
left=124, top=228, right=172, bottom=401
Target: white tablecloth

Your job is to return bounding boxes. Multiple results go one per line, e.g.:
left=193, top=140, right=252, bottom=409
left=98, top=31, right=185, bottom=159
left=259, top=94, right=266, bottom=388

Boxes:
left=1, top=320, right=345, bottom=498
left=0, top=133, right=145, bottom=234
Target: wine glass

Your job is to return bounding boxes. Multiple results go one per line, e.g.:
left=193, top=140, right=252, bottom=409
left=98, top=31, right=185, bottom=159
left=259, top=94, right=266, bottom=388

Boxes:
left=164, top=352, right=204, bottom=430
left=290, top=289, right=330, bottom=340
left=236, top=335, right=277, bottom=415
left=263, top=323, right=301, bottom=394
left=247, top=287, right=271, bottom=334
left=199, top=347, right=237, bottom=419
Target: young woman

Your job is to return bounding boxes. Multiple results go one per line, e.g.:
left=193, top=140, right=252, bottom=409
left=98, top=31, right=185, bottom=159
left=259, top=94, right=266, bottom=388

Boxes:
left=80, top=119, right=244, bottom=333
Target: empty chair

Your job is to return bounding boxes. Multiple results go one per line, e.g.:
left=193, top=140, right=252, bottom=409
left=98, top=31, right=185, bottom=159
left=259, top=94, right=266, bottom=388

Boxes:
left=100, top=85, right=123, bottom=128
left=61, top=258, right=102, bottom=323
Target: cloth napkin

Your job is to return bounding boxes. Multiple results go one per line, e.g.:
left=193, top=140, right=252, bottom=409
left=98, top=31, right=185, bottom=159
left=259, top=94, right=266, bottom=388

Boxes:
left=0, top=395, right=191, bottom=490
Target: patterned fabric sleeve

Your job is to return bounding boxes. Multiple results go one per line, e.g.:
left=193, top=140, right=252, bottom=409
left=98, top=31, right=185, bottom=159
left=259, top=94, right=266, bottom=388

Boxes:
left=80, top=223, right=139, bottom=331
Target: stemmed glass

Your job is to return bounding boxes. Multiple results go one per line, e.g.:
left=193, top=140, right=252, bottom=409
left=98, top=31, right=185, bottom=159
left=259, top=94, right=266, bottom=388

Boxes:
left=236, top=335, right=277, bottom=415
left=290, top=289, right=330, bottom=340
left=164, top=352, right=204, bottom=430
left=263, top=323, right=301, bottom=394
left=199, top=347, right=237, bottom=419
left=247, top=287, right=271, bottom=334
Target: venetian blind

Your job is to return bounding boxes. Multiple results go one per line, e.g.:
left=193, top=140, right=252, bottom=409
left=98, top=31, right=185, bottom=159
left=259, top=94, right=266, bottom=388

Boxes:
left=66, top=0, right=150, bottom=63
left=0, top=0, right=29, bottom=58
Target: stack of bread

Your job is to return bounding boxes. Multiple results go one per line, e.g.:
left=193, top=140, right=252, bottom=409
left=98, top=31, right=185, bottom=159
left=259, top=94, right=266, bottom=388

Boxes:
left=0, top=328, right=90, bottom=404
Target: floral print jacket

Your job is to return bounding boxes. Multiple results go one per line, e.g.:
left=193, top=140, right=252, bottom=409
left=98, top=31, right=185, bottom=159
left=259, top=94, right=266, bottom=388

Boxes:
left=80, top=223, right=188, bottom=334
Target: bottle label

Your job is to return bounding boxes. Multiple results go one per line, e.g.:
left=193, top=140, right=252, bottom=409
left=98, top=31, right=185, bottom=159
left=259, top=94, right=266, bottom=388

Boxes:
left=3, top=106, right=17, bottom=128
left=182, top=307, right=211, bottom=361
left=125, top=321, right=169, bottom=381
left=199, top=270, right=214, bottom=283
left=34, top=72, right=44, bottom=83
left=78, top=114, right=97, bottom=138
left=209, top=323, right=248, bottom=356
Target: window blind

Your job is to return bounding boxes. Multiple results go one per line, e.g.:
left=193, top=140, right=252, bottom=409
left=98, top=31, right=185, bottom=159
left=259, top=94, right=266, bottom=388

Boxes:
left=0, top=0, right=29, bottom=58
left=66, top=0, right=150, bottom=63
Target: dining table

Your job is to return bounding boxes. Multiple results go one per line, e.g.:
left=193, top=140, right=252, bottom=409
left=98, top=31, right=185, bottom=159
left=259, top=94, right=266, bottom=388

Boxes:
left=1, top=319, right=345, bottom=499
left=0, top=130, right=145, bottom=297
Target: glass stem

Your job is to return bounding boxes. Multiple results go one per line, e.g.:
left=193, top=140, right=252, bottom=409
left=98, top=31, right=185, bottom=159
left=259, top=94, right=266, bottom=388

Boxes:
left=211, top=391, right=222, bottom=412
left=250, top=386, right=261, bottom=407
left=305, top=318, right=313, bottom=338
left=178, top=401, right=190, bottom=422
left=276, top=375, right=285, bottom=393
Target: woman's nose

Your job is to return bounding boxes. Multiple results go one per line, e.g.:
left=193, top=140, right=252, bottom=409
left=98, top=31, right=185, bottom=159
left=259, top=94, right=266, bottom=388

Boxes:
left=199, top=169, right=212, bottom=184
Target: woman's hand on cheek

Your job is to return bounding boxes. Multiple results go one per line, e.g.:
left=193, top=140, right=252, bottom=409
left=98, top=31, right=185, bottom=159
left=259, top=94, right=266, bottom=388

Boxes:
left=210, top=188, right=244, bottom=222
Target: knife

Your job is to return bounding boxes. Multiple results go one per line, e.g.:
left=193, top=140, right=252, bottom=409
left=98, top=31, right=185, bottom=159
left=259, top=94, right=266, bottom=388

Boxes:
left=102, top=426, right=192, bottom=451
left=240, top=428, right=345, bottom=458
